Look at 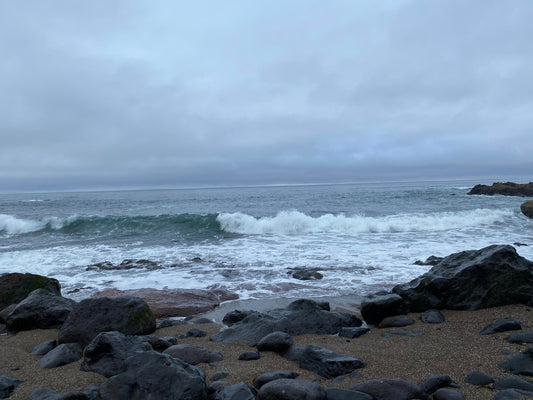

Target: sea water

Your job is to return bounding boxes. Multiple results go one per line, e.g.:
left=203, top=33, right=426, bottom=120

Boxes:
left=1, top=180, right=532, bottom=302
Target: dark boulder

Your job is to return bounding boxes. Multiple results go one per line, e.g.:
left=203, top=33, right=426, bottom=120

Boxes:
left=212, top=382, right=256, bottom=400
left=81, top=331, right=150, bottom=377
left=521, top=200, right=533, bottom=219
left=360, top=293, right=405, bottom=325
left=0, top=375, right=22, bottom=399
left=0, top=272, right=60, bottom=310
left=6, top=289, right=75, bottom=332
left=467, top=182, right=533, bottom=196
left=0, top=304, right=16, bottom=324
left=211, top=299, right=361, bottom=345
left=26, top=388, right=91, bottom=400
left=140, top=334, right=177, bottom=351
left=508, top=330, right=533, bottom=344
left=257, top=331, right=293, bottom=353
left=339, top=327, right=370, bottom=338
left=163, top=344, right=224, bottom=365
left=433, top=388, right=464, bottom=400
left=493, top=389, right=533, bottom=399
left=393, top=245, right=533, bottom=312
left=494, top=375, right=533, bottom=392
left=30, top=339, right=57, bottom=356
left=498, top=348, right=533, bottom=376
left=381, top=330, right=422, bottom=338
left=179, top=328, right=207, bottom=339
left=238, top=351, right=260, bottom=361
left=349, top=379, right=427, bottom=400
left=58, top=296, right=155, bottom=346
left=325, top=388, right=373, bottom=400
left=420, top=374, right=456, bottom=394
left=98, top=351, right=206, bottom=400
left=211, top=371, right=231, bottom=382
left=298, top=344, right=365, bottom=378
left=258, top=379, right=326, bottom=400
left=414, top=256, right=444, bottom=266
left=40, top=343, right=83, bottom=369
left=253, top=371, right=298, bottom=389
left=420, top=309, right=445, bottom=324
left=479, top=318, right=523, bottom=335
left=222, top=310, right=258, bottom=326
left=378, top=315, right=414, bottom=328
left=464, top=371, right=494, bottom=386
left=289, top=267, right=323, bottom=281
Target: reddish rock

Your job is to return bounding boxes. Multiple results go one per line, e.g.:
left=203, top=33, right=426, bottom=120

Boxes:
left=92, top=288, right=238, bottom=318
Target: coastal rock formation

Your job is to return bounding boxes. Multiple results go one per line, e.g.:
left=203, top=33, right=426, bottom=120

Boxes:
left=92, top=287, right=238, bottom=318
left=467, top=182, right=533, bottom=196
left=521, top=200, right=533, bottom=219
left=0, top=272, right=61, bottom=310
left=393, top=245, right=533, bottom=311
left=58, top=296, right=156, bottom=346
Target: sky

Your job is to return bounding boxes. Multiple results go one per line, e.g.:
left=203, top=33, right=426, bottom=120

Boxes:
left=1, top=1, right=532, bottom=192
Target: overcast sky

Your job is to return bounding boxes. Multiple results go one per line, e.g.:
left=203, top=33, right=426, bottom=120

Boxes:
left=1, top=1, right=532, bottom=191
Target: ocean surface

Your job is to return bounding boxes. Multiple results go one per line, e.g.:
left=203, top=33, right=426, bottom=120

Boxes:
left=1, top=180, right=532, bottom=303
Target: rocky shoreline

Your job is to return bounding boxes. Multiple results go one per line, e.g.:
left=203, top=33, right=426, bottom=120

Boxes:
left=1, top=245, right=533, bottom=399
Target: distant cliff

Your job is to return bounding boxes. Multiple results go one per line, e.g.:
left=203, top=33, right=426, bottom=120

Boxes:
left=467, top=182, right=533, bottom=197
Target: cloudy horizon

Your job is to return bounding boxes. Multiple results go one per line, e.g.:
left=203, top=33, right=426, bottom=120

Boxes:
left=1, top=1, right=532, bottom=192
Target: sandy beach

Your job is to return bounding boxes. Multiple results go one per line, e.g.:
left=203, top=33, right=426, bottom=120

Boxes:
left=1, top=302, right=532, bottom=400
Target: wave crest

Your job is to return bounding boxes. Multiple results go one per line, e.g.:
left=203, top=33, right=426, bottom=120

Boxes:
left=216, top=209, right=513, bottom=235
left=0, top=214, right=79, bottom=235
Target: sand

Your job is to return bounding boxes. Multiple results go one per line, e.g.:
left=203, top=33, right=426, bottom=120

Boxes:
left=1, top=303, right=532, bottom=400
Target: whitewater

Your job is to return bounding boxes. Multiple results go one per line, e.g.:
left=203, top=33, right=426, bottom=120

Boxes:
left=1, top=180, right=532, bottom=302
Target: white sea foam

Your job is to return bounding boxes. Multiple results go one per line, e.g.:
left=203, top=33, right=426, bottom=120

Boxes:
left=217, top=209, right=513, bottom=235
left=0, top=214, right=78, bottom=235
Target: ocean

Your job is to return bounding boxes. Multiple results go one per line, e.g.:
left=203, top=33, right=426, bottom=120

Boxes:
left=1, top=180, right=532, bottom=304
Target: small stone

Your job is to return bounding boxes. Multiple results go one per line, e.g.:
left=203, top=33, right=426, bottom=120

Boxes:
left=163, top=344, right=224, bottom=365
left=193, top=317, right=214, bottom=324
left=211, top=371, right=231, bottom=382
left=479, top=318, right=523, bottom=335
left=179, top=328, right=207, bottom=339
left=253, top=371, right=298, bottom=389
left=464, top=371, right=494, bottom=386
left=157, top=318, right=187, bottom=329
left=420, top=374, right=454, bottom=394
left=378, top=315, right=414, bottom=328
left=258, top=379, right=326, bottom=400
left=339, top=327, right=370, bottom=338
left=238, top=351, right=260, bottom=361
left=420, top=309, right=445, bottom=324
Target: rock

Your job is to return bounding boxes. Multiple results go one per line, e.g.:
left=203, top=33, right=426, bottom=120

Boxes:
left=140, top=334, right=177, bottom=351
left=339, top=327, right=370, bottom=338
left=0, top=272, right=61, bottom=310
left=211, top=371, right=231, bottom=381
left=498, top=347, right=533, bottom=376
left=479, top=318, right=524, bottom=335
left=464, top=371, right=494, bottom=386
left=325, top=388, right=373, bottom=400
left=30, top=339, right=57, bottom=355
left=298, top=344, right=365, bottom=378
left=289, top=267, right=323, bottom=281
left=212, top=382, right=256, bottom=400
left=286, top=299, right=330, bottom=311
left=414, top=256, right=444, bottom=266
left=508, top=330, right=533, bottom=344
left=86, top=259, right=162, bottom=271
left=179, top=328, right=207, bottom=339
left=360, top=293, right=406, bottom=325
left=81, top=331, right=150, bottom=377
left=493, top=389, right=533, bottom=399
left=58, top=296, right=155, bottom=346
left=257, top=331, right=293, bottom=352
left=521, top=200, right=533, bottom=219
left=258, top=378, right=326, bottom=400
left=253, top=371, right=299, bottom=389
left=238, top=351, right=260, bottom=361
left=381, top=330, right=422, bottom=338
left=420, top=309, right=445, bottom=324
left=193, top=317, right=215, bottom=324
left=222, top=310, right=258, bottom=326
left=40, top=343, right=83, bottom=369
left=6, top=289, right=75, bottom=332
left=211, top=299, right=362, bottom=345
left=0, top=375, right=22, bottom=399
left=433, top=388, right=464, bottom=400
left=92, top=287, right=238, bottom=318
left=0, top=304, right=16, bottom=324
left=393, top=245, right=533, bottom=311
left=378, top=315, right=414, bottom=328
left=467, top=182, right=533, bottom=196
left=420, top=374, right=455, bottom=394
left=98, top=351, right=206, bottom=400
left=26, top=388, right=90, bottom=400
left=164, top=344, right=224, bottom=365
left=494, top=375, right=533, bottom=392
left=157, top=318, right=187, bottom=329
left=281, top=345, right=305, bottom=362
left=349, top=379, right=427, bottom=400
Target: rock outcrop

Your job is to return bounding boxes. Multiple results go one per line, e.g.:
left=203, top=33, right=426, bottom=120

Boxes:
left=521, top=200, right=533, bottom=219
left=467, top=182, right=533, bottom=196
left=0, top=272, right=61, bottom=310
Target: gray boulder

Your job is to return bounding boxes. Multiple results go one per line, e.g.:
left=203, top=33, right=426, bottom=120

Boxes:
left=257, top=331, right=293, bottom=352
left=349, top=378, right=427, bottom=400
left=140, top=334, right=177, bottom=351
left=508, top=330, right=533, bottom=344
left=420, top=374, right=456, bottom=394
left=493, top=389, right=533, bottom=400
left=0, top=375, right=22, bottom=399
left=433, top=389, right=464, bottom=400
left=339, top=327, right=370, bottom=338
left=30, top=339, right=57, bottom=355
left=479, top=318, right=523, bottom=335
left=212, top=382, right=255, bottom=400
left=81, top=331, right=150, bottom=377
left=378, top=315, right=414, bottom=328
left=360, top=293, right=405, bottom=325
left=238, top=351, right=260, bottom=361
left=326, top=388, right=373, bottom=400
left=163, top=343, right=224, bottom=365
left=521, top=200, right=533, bottom=219
left=0, top=272, right=61, bottom=310
left=258, top=379, right=326, bottom=400
left=98, top=351, right=206, bottom=399
left=464, top=371, right=494, bottom=386
left=253, top=371, right=298, bottom=389
left=498, top=348, right=533, bottom=376
left=298, top=344, right=365, bottom=378
left=58, top=296, right=155, bottom=346
left=40, top=343, right=83, bottom=369
left=494, top=375, right=533, bottom=391
left=6, top=289, right=75, bottom=332
left=420, top=309, right=445, bottom=324
left=393, top=245, right=533, bottom=311
left=26, top=388, right=91, bottom=400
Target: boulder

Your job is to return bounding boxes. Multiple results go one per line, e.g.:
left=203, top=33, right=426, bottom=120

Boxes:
left=420, top=309, right=445, bottom=324
left=464, top=371, right=494, bottom=386
left=92, top=287, right=238, bottom=318
left=349, top=379, right=427, bottom=400
left=58, top=296, right=155, bottom=346
left=494, top=376, right=533, bottom=392
left=393, top=245, right=533, bottom=311
left=211, top=299, right=362, bottom=345
left=30, top=339, right=57, bottom=356
left=222, top=310, right=258, bottom=326
left=339, top=327, right=370, bottom=338
left=0, top=375, right=22, bottom=399
left=81, top=331, right=150, bottom=377
left=253, top=371, right=299, bottom=389
left=140, top=334, right=177, bottom=351
left=238, top=351, right=260, bottom=361
left=0, top=272, right=60, bottom=310
left=493, top=389, right=533, bottom=399
left=26, top=388, right=91, bottom=400
left=0, top=304, right=16, bottom=324
left=467, top=182, right=533, bottom=196
left=163, top=344, right=224, bottom=365
left=179, top=328, right=206, bottom=339
left=414, top=256, right=444, bottom=266
left=498, top=348, right=533, bottom=376
left=521, top=200, right=533, bottom=219
left=508, top=330, right=533, bottom=344
left=479, top=318, right=523, bottom=335
left=6, top=289, right=76, bottom=332
left=360, top=293, right=406, bottom=325
left=433, top=388, right=464, bottom=400
left=298, top=344, right=365, bottom=378
left=378, top=315, right=414, bottom=328
left=325, top=388, right=373, bottom=400
left=381, top=330, right=422, bottom=338
left=258, top=379, right=326, bottom=400
left=420, top=374, right=456, bottom=394
left=257, top=331, right=293, bottom=353
left=289, top=267, right=323, bottom=281
left=98, top=351, right=206, bottom=400
left=212, top=382, right=256, bottom=400
left=40, top=343, right=83, bottom=369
